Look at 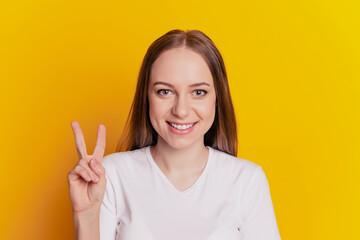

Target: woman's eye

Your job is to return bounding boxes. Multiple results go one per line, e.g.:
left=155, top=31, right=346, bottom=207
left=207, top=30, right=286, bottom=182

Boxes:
left=193, top=90, right=207, bottom=97
left=157, top=89, right=172, bottom=95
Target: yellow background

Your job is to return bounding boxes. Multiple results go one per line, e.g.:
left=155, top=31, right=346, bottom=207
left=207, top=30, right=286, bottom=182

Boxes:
left=1, top=0, right=359, bottom=239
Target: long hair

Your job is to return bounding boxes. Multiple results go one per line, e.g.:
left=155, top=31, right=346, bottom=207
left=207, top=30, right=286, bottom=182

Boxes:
left=116, top=29, right=238, bottom=156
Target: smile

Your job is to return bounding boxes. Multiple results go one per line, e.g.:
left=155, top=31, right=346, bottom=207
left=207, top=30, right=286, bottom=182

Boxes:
left=166, top=121, right=198, bottom=135
left=167, top=121, right=196, bottom=130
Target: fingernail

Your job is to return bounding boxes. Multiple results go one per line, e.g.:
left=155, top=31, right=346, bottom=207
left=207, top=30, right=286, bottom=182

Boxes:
left=90, top=159, right=97, bottom=167
left=93, top=174, right=99, bottom=182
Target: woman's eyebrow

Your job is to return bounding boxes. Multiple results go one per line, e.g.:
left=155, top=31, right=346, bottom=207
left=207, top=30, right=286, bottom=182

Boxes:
left=153, top=81, right=210, bottom=87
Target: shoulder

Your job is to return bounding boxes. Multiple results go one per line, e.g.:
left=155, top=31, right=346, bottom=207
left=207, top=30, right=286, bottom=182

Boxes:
left=101, top=146, right=150, bottom=175
left=210, top=147, right=272, bottom=196
left=210, top=147, right=260, bottom=174
left=208, top=147, right=268, bottom=187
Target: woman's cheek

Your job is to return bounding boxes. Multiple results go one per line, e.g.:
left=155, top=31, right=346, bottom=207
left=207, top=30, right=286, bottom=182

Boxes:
left=198, top=99, right=216, bottom=115
left=149, top=98, right=170, bottom=123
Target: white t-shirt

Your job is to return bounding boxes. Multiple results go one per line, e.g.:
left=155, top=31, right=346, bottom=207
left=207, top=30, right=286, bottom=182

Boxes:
left=100, top=146, right=281, bottom=240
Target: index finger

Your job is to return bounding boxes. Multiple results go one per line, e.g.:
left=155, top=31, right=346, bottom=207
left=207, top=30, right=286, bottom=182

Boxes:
left=71, top=121, right=88, bottom=159
left=92, top=124, right=106, bottom=161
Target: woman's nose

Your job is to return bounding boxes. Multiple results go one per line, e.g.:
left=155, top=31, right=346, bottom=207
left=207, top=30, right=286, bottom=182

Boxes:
left=172, top=95, right=190, bottom=119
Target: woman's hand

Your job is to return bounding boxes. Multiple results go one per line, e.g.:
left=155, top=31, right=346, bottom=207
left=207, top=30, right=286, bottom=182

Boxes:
left=67, top=121, right=107, bottom=214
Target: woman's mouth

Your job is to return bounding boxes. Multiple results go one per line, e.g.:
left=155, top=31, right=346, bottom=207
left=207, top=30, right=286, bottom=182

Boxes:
left=166, top=121, right=198, bottom=135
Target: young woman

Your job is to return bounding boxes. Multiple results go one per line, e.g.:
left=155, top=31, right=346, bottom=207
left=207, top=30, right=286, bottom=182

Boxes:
left=68, top=29, right=281, bottom=240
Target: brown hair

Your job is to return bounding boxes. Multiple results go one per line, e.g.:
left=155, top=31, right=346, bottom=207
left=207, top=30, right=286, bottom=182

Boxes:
left=116, top=29, right=238, bottom=156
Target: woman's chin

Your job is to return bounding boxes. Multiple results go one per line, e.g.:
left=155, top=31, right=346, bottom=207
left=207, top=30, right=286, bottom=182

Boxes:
left=155, top=130, right=204, bottom=150
left=163, top=138, right=202, bottom=151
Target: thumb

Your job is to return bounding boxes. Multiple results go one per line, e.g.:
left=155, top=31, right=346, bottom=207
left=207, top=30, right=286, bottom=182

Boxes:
left=88, top=159, right=107, bottom=205
left=89, top=159, right=106, bottom=179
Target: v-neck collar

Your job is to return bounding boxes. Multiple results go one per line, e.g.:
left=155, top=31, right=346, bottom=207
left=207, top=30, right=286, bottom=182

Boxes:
left=145, top=145, right=212, bottom=194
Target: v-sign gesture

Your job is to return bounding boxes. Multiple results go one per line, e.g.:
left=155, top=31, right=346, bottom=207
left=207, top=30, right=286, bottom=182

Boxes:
left=67, top=121, right=107, bottom=214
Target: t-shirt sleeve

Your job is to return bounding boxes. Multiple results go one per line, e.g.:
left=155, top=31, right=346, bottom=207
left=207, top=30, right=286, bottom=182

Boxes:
left=99, top=170, right=118, bottom=240
left=239, top=165, right=281, bottom=240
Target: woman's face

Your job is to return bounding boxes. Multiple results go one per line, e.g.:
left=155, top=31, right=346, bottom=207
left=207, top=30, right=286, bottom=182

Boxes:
left=148, top=47, right=216, bottom=150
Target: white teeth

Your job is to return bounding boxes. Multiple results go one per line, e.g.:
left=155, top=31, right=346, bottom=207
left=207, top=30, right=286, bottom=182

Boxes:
left=170, top=122, right=195, bottom=130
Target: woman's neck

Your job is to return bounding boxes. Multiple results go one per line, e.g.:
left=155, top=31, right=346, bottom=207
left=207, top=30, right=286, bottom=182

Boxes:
left=150, top=138, right=209, bottom=176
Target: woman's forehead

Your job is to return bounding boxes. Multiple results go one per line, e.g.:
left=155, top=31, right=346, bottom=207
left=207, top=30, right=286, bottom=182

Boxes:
left=149, top=47, right=213, bottom=86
